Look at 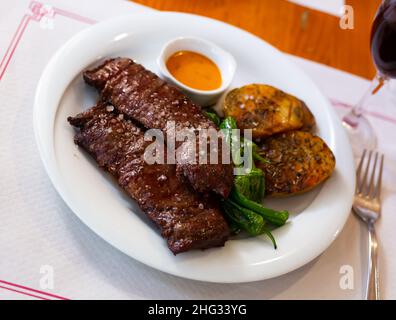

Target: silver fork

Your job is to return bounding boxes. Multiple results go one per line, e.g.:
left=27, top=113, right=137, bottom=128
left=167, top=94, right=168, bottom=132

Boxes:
left=353, top=150, right=384, bottom=300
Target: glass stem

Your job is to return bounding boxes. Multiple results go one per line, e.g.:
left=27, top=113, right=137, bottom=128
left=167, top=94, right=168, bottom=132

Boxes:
left=343, top=73, right=387, bottom=127
left=353, top=73, right=386, bottom=117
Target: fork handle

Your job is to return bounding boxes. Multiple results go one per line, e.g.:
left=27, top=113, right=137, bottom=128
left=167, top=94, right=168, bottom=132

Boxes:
left=366, top=222, right=380, bottom=300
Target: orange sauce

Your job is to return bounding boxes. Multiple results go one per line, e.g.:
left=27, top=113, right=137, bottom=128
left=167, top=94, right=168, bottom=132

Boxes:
left=166, top=51, right=222, bottom=91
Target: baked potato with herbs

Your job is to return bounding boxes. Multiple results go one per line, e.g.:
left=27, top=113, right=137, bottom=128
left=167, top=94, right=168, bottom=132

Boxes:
left=256, top=131, right=335, bottom=197
left=223, top=84, right=315, bottom=139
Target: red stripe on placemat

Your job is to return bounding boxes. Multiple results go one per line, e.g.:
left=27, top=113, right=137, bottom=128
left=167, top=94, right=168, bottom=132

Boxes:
left=53, top=7, right=97, bottom=24
left=330, top=98, right=396, bottom=126
left=0, top=280, right=69, bottom=300
left=0, top=1, right=96, bottom=81
left=0, top=15, right=29, bottom=70
left=0, top=15, right=31, bottom=80
left=0, top=285, right=50, bottom=300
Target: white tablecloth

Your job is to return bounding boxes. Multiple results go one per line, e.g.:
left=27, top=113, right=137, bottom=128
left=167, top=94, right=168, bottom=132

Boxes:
left=0, top=0, right=395, bottom=300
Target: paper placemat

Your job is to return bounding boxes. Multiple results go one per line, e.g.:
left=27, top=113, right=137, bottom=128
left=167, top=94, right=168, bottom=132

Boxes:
left=1, top=0, right=395, bottom=300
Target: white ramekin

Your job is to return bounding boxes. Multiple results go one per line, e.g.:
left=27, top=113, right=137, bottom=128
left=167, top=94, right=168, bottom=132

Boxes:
left=157, top=36, right=236, bottom=106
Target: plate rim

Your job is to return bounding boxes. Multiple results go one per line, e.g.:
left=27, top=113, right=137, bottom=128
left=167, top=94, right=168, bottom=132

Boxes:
left=33, top=11, right=355, bottom=283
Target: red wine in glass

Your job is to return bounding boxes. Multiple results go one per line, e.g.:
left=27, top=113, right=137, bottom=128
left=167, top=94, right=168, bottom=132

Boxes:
left=371, top=0, right=396, bottom=79
left=342, top=0, right=396, bottom=156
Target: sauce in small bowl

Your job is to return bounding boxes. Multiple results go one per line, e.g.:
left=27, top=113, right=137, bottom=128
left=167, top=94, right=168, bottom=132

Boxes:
left=158, top=37, right=236, bottom=106
left=166, top=50, right=222, bottom=91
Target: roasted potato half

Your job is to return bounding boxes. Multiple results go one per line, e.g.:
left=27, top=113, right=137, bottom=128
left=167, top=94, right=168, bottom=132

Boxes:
left=256, top=131, right=335, bottom=196
left=223, top=84, right=315, bottom=139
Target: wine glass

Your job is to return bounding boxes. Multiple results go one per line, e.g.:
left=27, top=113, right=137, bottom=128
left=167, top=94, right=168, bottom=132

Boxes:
left=342, top=0, right=396, bottom=156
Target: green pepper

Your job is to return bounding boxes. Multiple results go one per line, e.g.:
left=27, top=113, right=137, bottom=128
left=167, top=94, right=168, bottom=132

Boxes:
left=222, top=200, right=265, bottom=236
left=220, top=117, right=243, bottom=166
left=204, top=109, right=222, bottom=126
left=261, top=226, right=278, bottom=249
left=234, top=167, right=265, bottom=202
left=223, top=200, right=278, bottom=249
left=220, top=117, right=270, bottom=166
left=250, top=141, right=271, bottom=164
left=219, top=116, right=238, bottom=131
left=218, top=116, right=287, bottom=249
left=230, top=189, right=289, bottom=227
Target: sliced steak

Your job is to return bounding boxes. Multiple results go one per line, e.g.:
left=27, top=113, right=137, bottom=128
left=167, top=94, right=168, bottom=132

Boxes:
left=83, top=58, right=234, bottom=198
left=68, top=104, right=230, bottom=254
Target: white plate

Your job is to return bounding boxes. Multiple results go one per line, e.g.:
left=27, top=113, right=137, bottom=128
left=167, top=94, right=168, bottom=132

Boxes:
left=34, top=11, right=355, bottom=283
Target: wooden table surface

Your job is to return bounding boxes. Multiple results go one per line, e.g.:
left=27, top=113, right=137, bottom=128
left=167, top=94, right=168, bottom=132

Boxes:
left=133, top=0, right=382, bottom=79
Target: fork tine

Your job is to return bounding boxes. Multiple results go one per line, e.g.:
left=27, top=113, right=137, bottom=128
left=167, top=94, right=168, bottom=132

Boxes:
left=374, top=154, right=384, bottom=200
left=367, top=152, right=379, bottom=199
left=356, top=149, right=367, bottom=193
left=359, top=150, right=372, bottom=195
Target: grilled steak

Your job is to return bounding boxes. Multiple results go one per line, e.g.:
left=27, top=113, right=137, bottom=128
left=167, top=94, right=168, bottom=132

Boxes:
left=68, top=104, right=230, bottom=254
left=83, top=58, right=234, bottom=198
